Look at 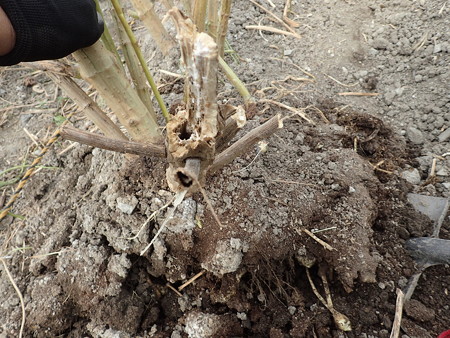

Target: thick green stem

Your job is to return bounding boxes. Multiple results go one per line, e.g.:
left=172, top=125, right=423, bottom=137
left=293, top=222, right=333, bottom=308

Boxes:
left=110, top=0, right=170, bottom=122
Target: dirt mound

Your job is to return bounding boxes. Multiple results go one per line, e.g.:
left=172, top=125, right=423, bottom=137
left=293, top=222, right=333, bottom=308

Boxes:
left=1, top=106, right=438, bottom=337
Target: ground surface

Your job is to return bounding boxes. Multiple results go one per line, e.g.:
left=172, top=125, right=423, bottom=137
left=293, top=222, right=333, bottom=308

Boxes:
left=0, top=0, right=449, bottom=337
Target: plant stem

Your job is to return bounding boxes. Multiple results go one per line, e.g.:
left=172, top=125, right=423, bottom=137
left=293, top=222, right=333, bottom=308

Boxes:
left=60, top=126, right=165, bottom=157
left=129, top=0, right=175, bottom=55
left=193, top=0, right=208, bottom=32
left=210, top=115, right=281, bottom=173
left=207, top=0, right=219, bottom=39
left=111, top=9, right=156, bottom=116
left=93, top=0, right=123, bottom=67
left=110, top=0, right=170, bottom=122
left=218, top=56, right=253, bottom=104
left=47, top=73, right=128, bottom=140
left=74, top=41, right=161, bottom=142
left=217, top=0, right=232, bottom=58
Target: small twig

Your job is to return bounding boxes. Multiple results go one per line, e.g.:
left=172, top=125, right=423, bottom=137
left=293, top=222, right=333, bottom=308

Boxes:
left=429, top=158, right=437, bottom=178
left=140, top=191, right=187, bottom=256
left=60, top=126, right=165, bottom=157
left=370, top=160, right=394, bottom=175
left=249, top=0, right=300, bottom=37
left=159, top=69, right=184, bottom=79
left=390, top=289, right=405, bottom=338
left=57, top=142, right=78, bottom=156
left=0, top=190, right=6, bottom=209
left=260, top=99, right=314, bottom=124
left=326, top=74, right=359, bottom=88
left=127, top=197, right=175, bottom=240
left=232, top=141, right=267, bottom=174
left=178, top=270, right=206, bottom=291
left=312, top=227, right=337, bottom=234
left=167, top=283, right=184, bottom=297
left=0, top=258, right=25, bottom=338
left=195, top=179, right=224, bottom=229
left=306, top=267, right=352, bottom=332
left=23, top=128, right=43, bottom=149
left=306, top=268, right=328, bottom=306
left=338, top=92, right=380, bottom=96
left=245, top=25, right=301, bottom=39
left=283, top=0, right=300, bottom=28
left=300, top=228, right=335, bottom=251
left=317, top=267, right=352, bottom=332
left=269, top=57, right=316, bottom=80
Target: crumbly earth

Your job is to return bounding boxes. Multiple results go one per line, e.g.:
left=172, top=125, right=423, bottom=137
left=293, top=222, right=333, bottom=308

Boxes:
left=1, top=0, right=449, bottom=337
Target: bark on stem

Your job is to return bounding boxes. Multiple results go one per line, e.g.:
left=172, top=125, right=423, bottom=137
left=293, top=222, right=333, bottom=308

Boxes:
left=130, top=0, right=175, bottom=55
left=210, top=114, right=281, bottom=173
left=60, top=126, right=165, bottom=157
left=47, top=73, right=128, bottom=141
left=73, top=40, right=161, bottom=143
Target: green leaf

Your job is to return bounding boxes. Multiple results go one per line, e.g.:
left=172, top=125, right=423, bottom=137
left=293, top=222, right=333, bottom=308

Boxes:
left=53, top=115, right=67, bottom=125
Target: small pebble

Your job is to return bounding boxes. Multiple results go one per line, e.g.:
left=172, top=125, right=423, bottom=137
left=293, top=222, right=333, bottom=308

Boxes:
left=400, top=168, right=421, bottom=185
left=406, top=127, right=425, bottom=145
left=372, top=37, right=390, bottom=50
left=117, top=196, right=139, bottom=214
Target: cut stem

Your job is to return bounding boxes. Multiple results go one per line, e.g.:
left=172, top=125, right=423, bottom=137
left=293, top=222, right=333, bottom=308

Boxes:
left=210, top=114, right=281, bottom=173
left=166, top=8, right=221, bottom=193
left=60, top=126, right=165, bottom=157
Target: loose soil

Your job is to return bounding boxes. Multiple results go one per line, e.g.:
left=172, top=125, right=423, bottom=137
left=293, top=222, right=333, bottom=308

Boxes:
left=1, top=0, right=449, bottom=337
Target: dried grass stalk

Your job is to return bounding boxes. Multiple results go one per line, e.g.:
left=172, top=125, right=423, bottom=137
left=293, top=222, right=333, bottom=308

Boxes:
left=207, top=0, right=219, bottom=39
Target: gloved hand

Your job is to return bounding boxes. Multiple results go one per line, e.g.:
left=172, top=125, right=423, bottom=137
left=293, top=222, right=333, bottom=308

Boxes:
left=0, top=0, right=104, bottom=66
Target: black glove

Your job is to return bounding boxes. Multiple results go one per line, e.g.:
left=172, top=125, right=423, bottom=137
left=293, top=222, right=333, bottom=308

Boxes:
left=0, top=0, right=104, bottom=66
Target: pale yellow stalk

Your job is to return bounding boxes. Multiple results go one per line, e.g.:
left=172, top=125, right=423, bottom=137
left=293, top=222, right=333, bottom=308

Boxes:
left=73, top=41, right=161, bottom=143
left=48, top=73, right=128, bottom=141
left=129, top=0, right=175, bottom=55
left=193, top=0, right=208, bottom=32
left=217, top=0, right=232, bottom=58
left=111, top=10, right=155, bottom=115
